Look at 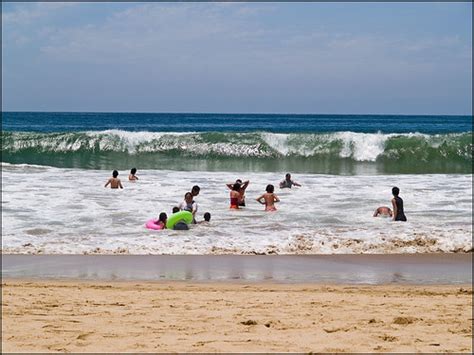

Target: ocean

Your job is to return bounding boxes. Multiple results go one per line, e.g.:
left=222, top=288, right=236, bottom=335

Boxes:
left=1, top=112, right=472, bottom=255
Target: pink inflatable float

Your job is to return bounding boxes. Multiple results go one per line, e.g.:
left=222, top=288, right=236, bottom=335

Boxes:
left=145, top=219, right=164, bottom=230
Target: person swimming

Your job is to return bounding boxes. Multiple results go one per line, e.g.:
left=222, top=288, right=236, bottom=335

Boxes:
left=373, top=206, right=393, bottom=217
left=198, top=212, right=211, bottom=224
left=279, top=173, right=301, bottom=189
left=104, top=170, right=123, bottom=189
left=391, top=187, right=407, bottom=222
left=256, top=184, right=280, bottom=211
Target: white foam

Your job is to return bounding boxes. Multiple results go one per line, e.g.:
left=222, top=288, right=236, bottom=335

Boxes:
left=1, top=164, right=472, bottom=255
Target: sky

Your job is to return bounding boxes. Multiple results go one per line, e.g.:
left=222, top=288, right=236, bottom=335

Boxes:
left=2, top=2, right=472, bottom=115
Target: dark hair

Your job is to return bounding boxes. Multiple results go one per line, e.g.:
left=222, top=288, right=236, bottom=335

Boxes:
left=204, top=212, right=211, bottom=221
left=130, top=168, right=137, bottom=174
left=191, top=185, right=200, bottom=195
left=285, top=173, right=291, bottom=179
left=266, top=184, right=274, bottom=193
left=159, top=212, right=167, bottom=223
left=236, top=179, right=242, bottom=184
left=392, top=187, right=400, bottom=196
left=232, top=183, right=241, bottom=191
left=172, top=206, right=180, bottom=214
left=185, top=192, right=193, bottom=199
left=112, top=170, right=119, bottom=178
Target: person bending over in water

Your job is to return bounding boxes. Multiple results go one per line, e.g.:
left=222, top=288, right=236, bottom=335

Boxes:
left=256, top=184, right=280, bottom=211
left=128, top=168, right=139, bottom=181
left=105, top=170, right=123, bottom=189
left=279, top=173, right=301, bottom=189
left=229, top=182, right=241, bottom=209
left=391, top=187, right=407, bottom=222
left=226, top=179, right=249, bottom=206
left=373, top=206, right=393, bottom=217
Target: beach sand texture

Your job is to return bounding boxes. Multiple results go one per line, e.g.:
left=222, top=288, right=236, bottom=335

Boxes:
left=2, top=280, right=472, bottom=353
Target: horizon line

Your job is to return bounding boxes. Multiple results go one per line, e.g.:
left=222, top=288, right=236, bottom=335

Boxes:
left=2, top=110, right=472, bottom=117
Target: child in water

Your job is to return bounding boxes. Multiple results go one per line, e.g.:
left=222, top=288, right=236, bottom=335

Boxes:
left=104, top=170, right=123, bottom=189
left=198, top=212, right=211, bottom=224
left=156, top=212, right=167, bottom=229
left=128, top=168, right=139, bottom=181
left=256, top=184, right=280, bottom=211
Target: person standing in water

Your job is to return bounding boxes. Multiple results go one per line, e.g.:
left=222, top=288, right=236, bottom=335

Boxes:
left=229, top=182, right=241, bottom=209
left=391, top=187, right=407, bottom=221
left=104, top=170, right=123, bottom=189
left=256, top=184, right=280, bottom=211
left=128, top=168, right=139, bottom=181
left=226, top=179, right=249, bottom=206
left=279, top=173, right=301, bottom=189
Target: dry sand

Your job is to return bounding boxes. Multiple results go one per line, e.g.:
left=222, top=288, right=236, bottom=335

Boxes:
left=1, top=280, right=472, bottom=353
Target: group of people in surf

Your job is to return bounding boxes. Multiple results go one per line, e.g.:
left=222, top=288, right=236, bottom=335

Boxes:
left=105, top=168, right=406, bottom=227
left=227, top=173, right=302, bottom=212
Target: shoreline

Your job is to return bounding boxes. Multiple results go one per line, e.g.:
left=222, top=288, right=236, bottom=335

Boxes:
left=2, top=253, right=472, bottom=284
left=2, top=279, right=472, bottom=353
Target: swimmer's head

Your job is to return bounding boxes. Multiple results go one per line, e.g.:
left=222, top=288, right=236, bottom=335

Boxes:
left=185, top=192, right=193, bottom=202
left=266, top=184, right=275, bottom=193
left=191, top=185, right=200, bottom=196
left=112, top=170, right=119, bottom=178
left=392, top=187, right=400, bottom=196
left=236, top=179, right=242, bottom=184
left=232, top=182, right=241, bottom=191
left=204, top=212, right=211, bottom=222
left=285, top=173, right=291, bottom=180
left=172, top=206, right=180, bottom=214
left=130, top=168, right=137, bottom=175
left=159, top=212, right=167, bottom=223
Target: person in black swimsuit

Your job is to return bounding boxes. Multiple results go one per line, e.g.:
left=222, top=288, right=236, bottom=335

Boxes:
left=391, top=187, right=407, bottom=222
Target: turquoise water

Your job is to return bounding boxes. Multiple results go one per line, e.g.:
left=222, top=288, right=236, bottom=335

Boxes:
left=1, top=112, right=472, bottom=174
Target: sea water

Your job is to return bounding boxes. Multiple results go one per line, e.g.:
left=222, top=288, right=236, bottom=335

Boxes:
left=1, top=112, right=472, bottom=254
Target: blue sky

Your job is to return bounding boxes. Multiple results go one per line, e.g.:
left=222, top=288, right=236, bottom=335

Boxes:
left=2, top=2, right=472, bottom=115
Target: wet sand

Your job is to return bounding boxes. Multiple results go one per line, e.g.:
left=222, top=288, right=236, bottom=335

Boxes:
left=2, top=254, right=472, bottom=284
left=2, top=279, right=472, bottom=353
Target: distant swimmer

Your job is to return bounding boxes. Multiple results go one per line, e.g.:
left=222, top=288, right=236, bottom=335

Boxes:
left=279, top=173, right=301, bottom=189
left=128, top=168, right=139, bottom=181
left=104, top=170, right=123, bottom=189
left=373, top=206, right=393, bottom=217
left=226, top=179, right=249, bottom=206
left=229, top=182, right=241, bottom=209
left=391, top=187, right=407, bottom=222
left=256, top=184, right=280, bottom=212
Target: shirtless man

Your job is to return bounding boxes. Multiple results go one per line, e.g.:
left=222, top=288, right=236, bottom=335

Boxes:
left=256, top=184, right=280, bottom=211
left=373, top=206, right=392, bottom=217
left=105, top=170, right=123, bottom=189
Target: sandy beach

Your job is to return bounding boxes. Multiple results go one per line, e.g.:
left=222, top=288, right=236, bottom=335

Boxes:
left=2, top=279, right=472, bottom=353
